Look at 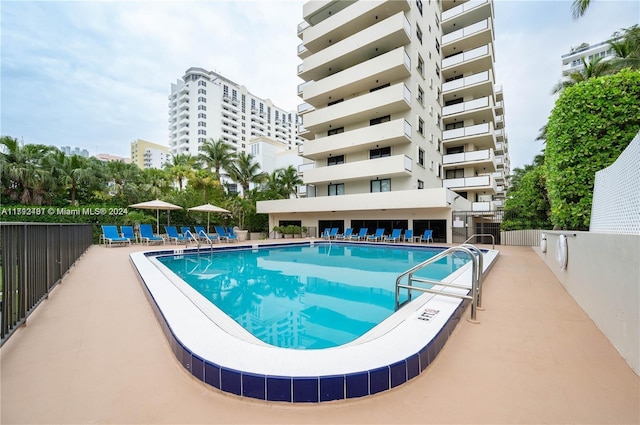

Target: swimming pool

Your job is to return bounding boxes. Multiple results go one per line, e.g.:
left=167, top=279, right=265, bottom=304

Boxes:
left=156, top=244, right=469, bottom=349
left=130, top=240, right=499, bottom=402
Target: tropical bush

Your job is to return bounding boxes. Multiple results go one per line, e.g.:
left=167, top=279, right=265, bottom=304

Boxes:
left=545, top=69, right=640, bottom=229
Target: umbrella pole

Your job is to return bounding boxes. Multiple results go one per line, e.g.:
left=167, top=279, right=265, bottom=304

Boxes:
left=207, top=212, right=210, bottom=234
left=156, top=209, right=160, bottom=234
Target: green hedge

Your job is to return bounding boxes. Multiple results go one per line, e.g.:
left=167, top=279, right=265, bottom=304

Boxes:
left=545, top=69, right=640, bottom=230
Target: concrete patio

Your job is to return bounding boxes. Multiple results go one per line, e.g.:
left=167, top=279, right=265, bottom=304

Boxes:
left=1, top=242, right=638, bottom=424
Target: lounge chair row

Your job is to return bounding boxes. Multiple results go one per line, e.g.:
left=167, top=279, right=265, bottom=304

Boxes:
left=321, top=228, right=433, bottom=243
left=100, top=224, right=240, bottom=247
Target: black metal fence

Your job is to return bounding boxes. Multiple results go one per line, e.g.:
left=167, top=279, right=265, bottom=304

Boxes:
left=0, top=223, right=93, bottom=345
left=451, top=210, right=548, bottom=246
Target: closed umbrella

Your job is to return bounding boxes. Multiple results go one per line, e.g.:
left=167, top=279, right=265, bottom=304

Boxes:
left=129, top=199, right=183, bottom=234
left=188, top=203, right=230, bottom=233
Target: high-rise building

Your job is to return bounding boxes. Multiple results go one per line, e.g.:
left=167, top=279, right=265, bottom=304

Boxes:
left=60, top=146, right=90, bottom=158
left=258, top=0, right=510, bottom=242
left=130, top=139, right=172, bottom=169
left=168, top=68, right=302, bottom=158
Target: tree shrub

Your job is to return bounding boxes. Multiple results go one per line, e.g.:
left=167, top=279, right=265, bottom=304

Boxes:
left=545, top=69, right=640, bottom=229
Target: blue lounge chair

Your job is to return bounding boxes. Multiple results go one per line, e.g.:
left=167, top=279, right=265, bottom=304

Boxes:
left=403, top=229, right=414, bottom=243
left=350, top=228, right=368, bottom=240
left=120, top=225, right=137, bottom=244
left=194, top=226, right=219, bottom=243
left=139, top=224, right=165, bottom=245
left=101, top=225, right=131, bottom=247
left=384, top=229, right=402, bottom=243
left=165, top=225, right=189, bottom=243
left=215, top=226, right=238, bottom=242
left=336, top=228, right=353, bottom=240
left=181, top=226, right=195, bottom=239
left=328, top=228, right=339, bottom=239
left=367, top=228, right=385, bottom=242
left=226, top=227, right=239, bottom=242
left=321, top=228, right=331, bottom=239
left=420, top=229, right=434, bottom=243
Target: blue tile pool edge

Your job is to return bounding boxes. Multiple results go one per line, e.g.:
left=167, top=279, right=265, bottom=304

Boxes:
left=130, top=241, right=494, bottom=403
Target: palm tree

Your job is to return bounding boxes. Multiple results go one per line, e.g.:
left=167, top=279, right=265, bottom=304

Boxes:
left=226, top=152, right=267, bottom=195
left=551, top=56, right=613, bottom=94
left=188, top=168, right=220, bottom=203
left=571, top=0, right=591, bottom=19
left=276, top=165, right=303, bottom=199
left=198, top=138, right=237, bottom=182
left=1, top=137, right=57, bottom=205
left=140, top=168, right=171, bottom=199
left=48, top=151, right=92, bottom=205
left=609, top=25, right=640, bottom=71
left=165, top=153, right=197, bottom=191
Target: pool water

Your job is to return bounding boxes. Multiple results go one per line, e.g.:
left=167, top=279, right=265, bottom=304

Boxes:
left=157, top=243, right=468, bottom=349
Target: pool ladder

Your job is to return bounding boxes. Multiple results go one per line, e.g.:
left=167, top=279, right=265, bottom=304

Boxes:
left=394, top=244, right=484, bottom=323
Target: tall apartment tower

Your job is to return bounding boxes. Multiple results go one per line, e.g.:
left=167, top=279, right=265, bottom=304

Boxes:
left=168, top=68, right=302, bottom=158
left=561, top=38, right=617, bottom=76
left=258, top=0, right=509, bottom=242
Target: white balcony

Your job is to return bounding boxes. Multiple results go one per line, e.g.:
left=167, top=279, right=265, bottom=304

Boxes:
left=302, top=118, right=411, bottom=160
left=442, top=70, right=492, bottom=95
left=493, top=199, right=504, bottom=208
left=298, top=11, right=411, bottom=82
left=297, top=102, right=315, bottom=114
left=302, top=0, right=410, bottom=53
left=302, top=47, right=411, bottom=107
left=442, top=19, right=492, bottom=47
left=302, top=1, right=356, bottom=27
left=494, top=100, right=504, bottom=115
left=298, top=162, right=316, bottom=174
left=442, top=148, right=496, bottom=171
left=304, top=155, right=412, bottom=185
left=495, top=84, right=503, bottom=102
left=442, top=96, right=491, bottom=117
left=471, top=201, right=494, bottom=212
left=303, top=83, right=411, bottom=133
left=441, top=44, right=494, bottom=75
left=443, top=175, right=496, bottom=193
left=297, top=43, right=311, bottom=59
left=442, top=0, right=490, bottom=22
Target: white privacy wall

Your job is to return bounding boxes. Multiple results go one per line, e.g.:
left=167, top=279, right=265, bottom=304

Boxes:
left=590, top=132, right=640, bottom=234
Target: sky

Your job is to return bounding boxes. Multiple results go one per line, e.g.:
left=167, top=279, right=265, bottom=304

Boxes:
left=1, top=0, right=638, bottom=170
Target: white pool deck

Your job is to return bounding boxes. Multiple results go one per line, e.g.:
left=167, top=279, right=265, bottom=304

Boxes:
left=2, top=241, right=639, bottom=424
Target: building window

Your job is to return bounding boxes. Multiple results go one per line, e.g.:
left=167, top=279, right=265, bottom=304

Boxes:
left=445, top=122, right=464, bottom=130
left=418, top=148, right=425, bottom=166
left=198, top=129, right=207, bottom=135
left=328, top=98, right=344, bottom=106
left=447, top=145, right=464, bottom=154
left=198, top=113, right=206, bottom=119
left=198, top=121, right=206, bottom=127
left=418, top=117, right=425, bottom=135
left=232, top=89, right=237, bottom=100
left=198, top=80, right=207, bottom=87
left=370, top=115, right=391, bottom=126
left=198, top=96, right=206, bottom=103
left=436, top=113, right=441, bottom=129
left=416, top=0, right=423, bottom=15
left=371, top=179, right=391, bottom=193
left=417, top=85, right=424, bottom=106
left=446, top=169, right=464, bottom=179
left=198, top=88, right=206, bottom=95
left=445, top=98, right=463, bottom=106
left=418, top=179, right=424, bottom=189
left=198, top=105, right=206, bottom=111
left=417, top=55, right=425, bottom=78
left=435, top=64, right=440, bottom=78
left=223, top=85, right=229, bottom=97
left=416, top=24, right=423, bottom=44
left=327, top=155, right=345, bottom=166
left=435, top=13, right=440, bottom=28
left=328, top=183, right=345, bottom=196
left=328, top=127, right=344, bottom=136
left=198, top=137, right=206, bottom=143
left=370, top=146, right=391, bottom=159
left=435, top=38, right=440, bottom=54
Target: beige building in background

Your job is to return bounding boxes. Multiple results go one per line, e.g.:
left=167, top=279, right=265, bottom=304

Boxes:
left=130, top=139, right=171, bottom=169
left=258, top=0, right=510, bottom=241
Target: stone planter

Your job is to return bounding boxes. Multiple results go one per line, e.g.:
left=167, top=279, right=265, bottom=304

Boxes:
left=235, top=230, right=248, bottom=241
left=249, top=232, right=263, bottom=240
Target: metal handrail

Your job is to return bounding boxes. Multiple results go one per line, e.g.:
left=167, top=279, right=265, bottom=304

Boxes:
left=463, top=233, right=495, bottom=249
left=395, top=245, right=481, bottom=322
left=460, top=244, right=484, bottom=308
left=184, top=230, right=200, bottom=252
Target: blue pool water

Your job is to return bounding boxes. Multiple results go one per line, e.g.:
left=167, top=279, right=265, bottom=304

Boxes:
left=157, top=243, right=468, bottom=349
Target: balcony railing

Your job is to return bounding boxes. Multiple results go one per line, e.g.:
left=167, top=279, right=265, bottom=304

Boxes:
left=442, top=44, right=489, bottom=68
left=441, top=0, right=489, bottom=21
left=442, top=70, right=490, bottom=92
left=442, top=19, right=489, bottom=45
left=443, top=174, right=493, bottom=189
left=443, top=122, right=490, bottom=140
left=442, top=96, right=490, bottom=116
left=442, top=148, right=492, bottom=165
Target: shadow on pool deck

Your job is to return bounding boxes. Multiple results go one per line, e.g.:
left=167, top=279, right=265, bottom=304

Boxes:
left=1, top=241, right=638, bottom=424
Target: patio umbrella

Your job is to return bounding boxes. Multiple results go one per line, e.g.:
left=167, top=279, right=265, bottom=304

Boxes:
left=129, top=199, right=183, bottom=234
left=188, top=203, right=230, bottom=233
